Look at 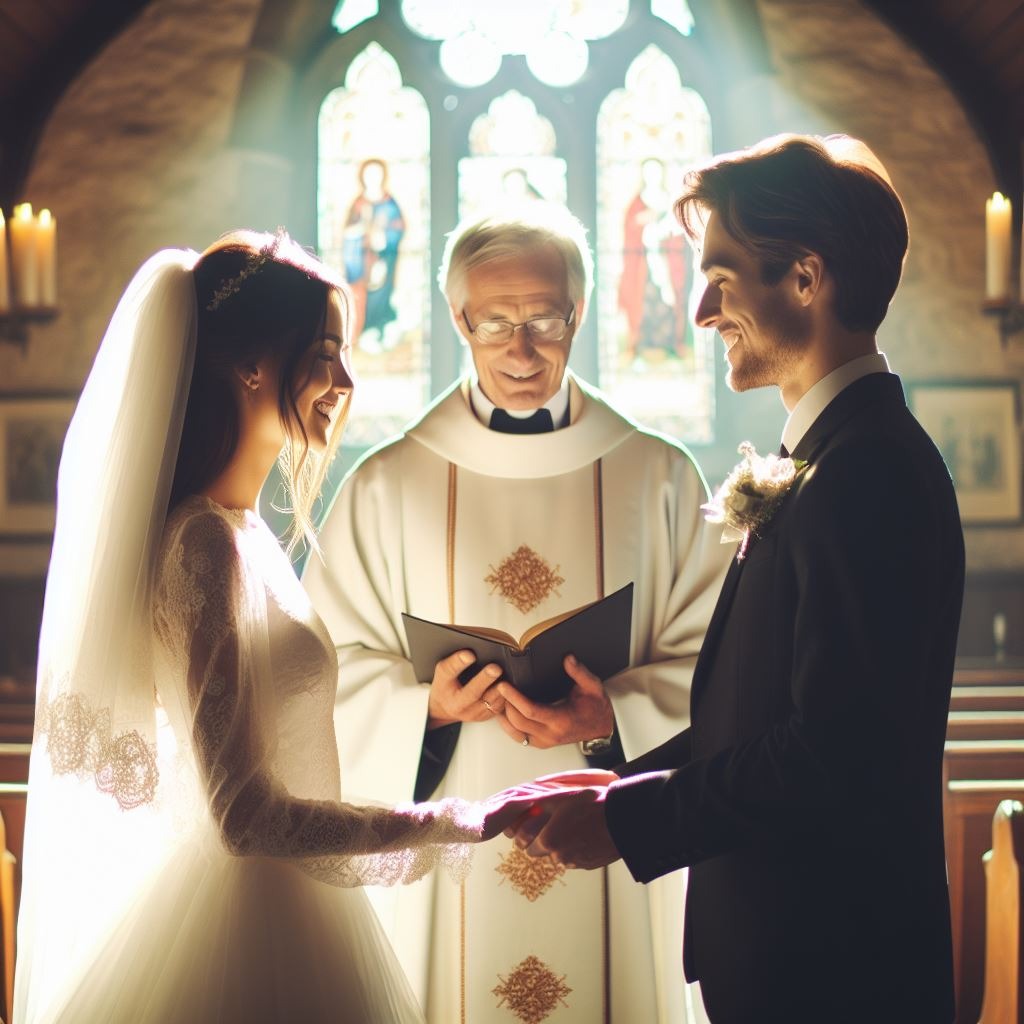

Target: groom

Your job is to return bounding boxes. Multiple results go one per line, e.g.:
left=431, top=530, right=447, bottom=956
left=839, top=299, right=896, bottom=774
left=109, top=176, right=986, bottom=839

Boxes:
left=500, top=135, right=963, bottom=1022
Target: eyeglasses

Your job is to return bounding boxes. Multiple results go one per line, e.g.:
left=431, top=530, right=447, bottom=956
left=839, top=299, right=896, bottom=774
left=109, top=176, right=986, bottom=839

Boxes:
left=462, top=306, right=576, bottom=345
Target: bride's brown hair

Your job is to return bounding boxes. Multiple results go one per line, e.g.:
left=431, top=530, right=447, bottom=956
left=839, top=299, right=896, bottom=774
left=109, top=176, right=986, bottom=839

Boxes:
left=171, top=229, right=350, bottom=553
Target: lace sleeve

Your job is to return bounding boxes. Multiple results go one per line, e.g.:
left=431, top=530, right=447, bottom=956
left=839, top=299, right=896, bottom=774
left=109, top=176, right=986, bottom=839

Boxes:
left=155, top=508, right=483, bottom=886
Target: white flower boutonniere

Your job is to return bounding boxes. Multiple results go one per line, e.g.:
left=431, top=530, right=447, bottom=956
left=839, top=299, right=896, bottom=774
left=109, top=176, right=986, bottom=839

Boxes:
left=702, top=442, right=808, bottom=561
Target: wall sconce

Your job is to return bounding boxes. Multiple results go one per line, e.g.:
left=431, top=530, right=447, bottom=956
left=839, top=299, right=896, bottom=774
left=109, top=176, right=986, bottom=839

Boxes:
left=0, top=204, right=59, bottom=343
left=984, top=191, right=1024, bottom=346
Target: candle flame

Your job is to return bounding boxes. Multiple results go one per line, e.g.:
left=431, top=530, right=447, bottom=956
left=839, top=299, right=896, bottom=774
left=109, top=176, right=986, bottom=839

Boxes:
left=38, top=209, right=53, bottom=226
left=13, top=203, right=33, bottom=222
left=988, top=192, right=1010, bottom=211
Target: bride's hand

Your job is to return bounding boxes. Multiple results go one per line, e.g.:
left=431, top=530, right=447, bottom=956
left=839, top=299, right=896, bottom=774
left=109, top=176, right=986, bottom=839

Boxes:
left=478, top=791, right=547, bottom=841
left=528, top=769, right=619, bottom=790
left=476, top=770, right=618, bottom=841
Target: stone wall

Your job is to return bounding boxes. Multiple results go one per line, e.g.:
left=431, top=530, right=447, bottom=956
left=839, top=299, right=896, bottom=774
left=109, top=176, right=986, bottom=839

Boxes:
left=755, top=0, right=1024, bottom=570
left=5, top=0, right=263, bottom=391
left=0, top=0, right=261, bottom=583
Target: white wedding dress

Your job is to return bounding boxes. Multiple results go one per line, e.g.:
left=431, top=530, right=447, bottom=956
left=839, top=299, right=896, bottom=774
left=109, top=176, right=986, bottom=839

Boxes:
left=20, top=496, right=478, bottom=1024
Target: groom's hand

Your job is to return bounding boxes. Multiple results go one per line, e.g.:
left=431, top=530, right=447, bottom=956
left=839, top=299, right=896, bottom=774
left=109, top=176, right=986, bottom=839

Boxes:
left=509, top=786, right=622, bottom=870
left=496, top=655, right=614, bottom=748
left=478, top=771, right=618, bottom=842
left=478, top=790, right=545, bottom=841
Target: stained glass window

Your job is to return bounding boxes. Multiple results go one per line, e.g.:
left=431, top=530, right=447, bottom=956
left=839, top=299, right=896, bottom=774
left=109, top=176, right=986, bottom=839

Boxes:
left=651, top=0, right=696, bottom=37
left=331, top=0, right=378, bottom=35
left=401, top=0, right=628, bottom=87
left=318, top=42, right=431, bottom=446
left=596, top=45, right=715, bottom=442
left=454, top=91, right=568, bottom=376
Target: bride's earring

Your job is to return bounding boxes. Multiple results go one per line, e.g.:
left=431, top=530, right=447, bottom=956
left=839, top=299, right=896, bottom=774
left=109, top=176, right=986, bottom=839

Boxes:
left=238, top=366, right=260, bottom=394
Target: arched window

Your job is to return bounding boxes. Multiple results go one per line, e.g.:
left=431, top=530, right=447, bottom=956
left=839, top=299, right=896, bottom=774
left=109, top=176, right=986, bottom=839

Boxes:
left=318, top=42, right=431, bottom=446
left=301, top=0, right=774, bottom=466
left=596, top=45, right=714, bottom=440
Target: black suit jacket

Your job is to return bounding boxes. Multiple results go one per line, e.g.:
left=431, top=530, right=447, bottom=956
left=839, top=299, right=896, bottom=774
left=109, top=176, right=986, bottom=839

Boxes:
left=605, top=373, right=962, bottom=1023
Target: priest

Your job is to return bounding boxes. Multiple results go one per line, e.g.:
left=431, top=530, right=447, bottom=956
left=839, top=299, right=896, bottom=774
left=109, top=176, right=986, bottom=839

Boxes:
left=303, top=202, right=729, bottom=1023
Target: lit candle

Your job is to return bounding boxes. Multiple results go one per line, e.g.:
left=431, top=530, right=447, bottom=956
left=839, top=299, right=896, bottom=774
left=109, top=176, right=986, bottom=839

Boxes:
left=10, top=203, right=38, bottom=309
left=985, top=191, right=1012, bottom=302
left=0, top=210, right=9, bottom=315
left=36, top=208, right=57, bottom=308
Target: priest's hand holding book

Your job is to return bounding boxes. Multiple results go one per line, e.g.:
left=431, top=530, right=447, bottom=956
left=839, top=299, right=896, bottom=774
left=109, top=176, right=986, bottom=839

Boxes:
left=405, top=584, right=634, bottom=748
left=496, top=653, right=614, bottom=748
left=423, top=649, right=613, bottom=748
left=425, top=649, right=508, bottom=728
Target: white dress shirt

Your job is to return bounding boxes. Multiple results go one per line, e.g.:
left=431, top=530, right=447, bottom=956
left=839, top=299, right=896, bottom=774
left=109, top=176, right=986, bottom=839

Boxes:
left=782, top=352, right=891, bottom=454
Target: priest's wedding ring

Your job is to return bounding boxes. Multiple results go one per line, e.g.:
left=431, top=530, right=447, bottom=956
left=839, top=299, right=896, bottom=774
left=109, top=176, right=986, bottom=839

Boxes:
left=482, top=699, right=494, bottom=712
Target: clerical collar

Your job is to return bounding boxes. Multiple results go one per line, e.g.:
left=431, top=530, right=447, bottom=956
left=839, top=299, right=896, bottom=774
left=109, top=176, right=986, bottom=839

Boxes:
left=470, top=378, right=571, bottom=430
left=782, top=351, right=890, bottom=454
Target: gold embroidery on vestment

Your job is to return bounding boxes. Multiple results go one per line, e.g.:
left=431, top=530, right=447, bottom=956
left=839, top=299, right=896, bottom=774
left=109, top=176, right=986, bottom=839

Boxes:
left=485, top=545, right=564, bottom=614
left=496, top=845, right=567, bottom=902
left=493, top=955, right=572, bottom=1023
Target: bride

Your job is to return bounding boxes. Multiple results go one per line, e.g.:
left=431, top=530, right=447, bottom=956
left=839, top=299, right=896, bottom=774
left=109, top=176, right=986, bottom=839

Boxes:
left=14, top=231, right=530, bottom=1023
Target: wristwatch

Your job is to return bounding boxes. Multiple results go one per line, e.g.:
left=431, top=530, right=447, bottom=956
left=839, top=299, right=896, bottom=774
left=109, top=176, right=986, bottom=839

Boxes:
left=579, top=730, right=615, bottom=757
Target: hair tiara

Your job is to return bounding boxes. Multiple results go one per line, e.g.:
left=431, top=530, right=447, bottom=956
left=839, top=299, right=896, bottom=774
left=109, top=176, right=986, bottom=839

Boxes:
left=205, top=235, right=283, bottom=312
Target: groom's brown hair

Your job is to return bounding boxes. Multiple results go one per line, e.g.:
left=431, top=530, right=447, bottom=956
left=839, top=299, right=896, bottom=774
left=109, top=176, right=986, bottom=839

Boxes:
left=675, top=134, right=908, bottom=334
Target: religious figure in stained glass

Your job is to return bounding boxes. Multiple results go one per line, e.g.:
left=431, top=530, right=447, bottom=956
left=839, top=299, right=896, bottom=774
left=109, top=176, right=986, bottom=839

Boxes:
left=617, top=156, right=692, bottom=364
left=343, top=157, right=406, bottom=353
left=458, top=91, right=566, bottom=223
left=318, top=42, right=430, bottom=446
left=501, top=167, right=546, bottom=203
left=597, top=45, right=714, bottom=442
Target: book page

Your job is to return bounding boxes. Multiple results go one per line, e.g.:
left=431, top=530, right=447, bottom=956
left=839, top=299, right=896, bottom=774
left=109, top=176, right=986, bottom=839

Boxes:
left=519, top=595, right=601, bottom=648
left=448, top=623, right=521, bottom=649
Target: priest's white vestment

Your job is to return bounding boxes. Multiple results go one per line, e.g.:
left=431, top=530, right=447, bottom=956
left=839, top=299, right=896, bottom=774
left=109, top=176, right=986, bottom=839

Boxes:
left=304, top=373, right=729, bottom=1023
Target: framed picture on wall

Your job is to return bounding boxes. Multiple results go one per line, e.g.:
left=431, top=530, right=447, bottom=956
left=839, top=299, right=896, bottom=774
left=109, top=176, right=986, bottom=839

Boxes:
left=908, top=380, right=1022, bottom=525
left=0, top=395, right=77, bottom=537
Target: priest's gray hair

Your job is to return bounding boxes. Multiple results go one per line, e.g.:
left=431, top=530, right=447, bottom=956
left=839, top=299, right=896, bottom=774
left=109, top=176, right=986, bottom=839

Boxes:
left=439, top=201, right=594, bottom=322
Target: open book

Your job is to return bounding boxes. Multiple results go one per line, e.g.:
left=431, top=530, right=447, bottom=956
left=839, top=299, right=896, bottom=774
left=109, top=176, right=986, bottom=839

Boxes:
left=402, top=582, right=633, bottom=705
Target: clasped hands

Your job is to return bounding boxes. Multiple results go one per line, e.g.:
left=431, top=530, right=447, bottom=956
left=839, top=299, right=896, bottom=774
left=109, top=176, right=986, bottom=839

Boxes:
left=427, top=650, right=614, bottom=750
left=477, top=769, right=623, bottom=870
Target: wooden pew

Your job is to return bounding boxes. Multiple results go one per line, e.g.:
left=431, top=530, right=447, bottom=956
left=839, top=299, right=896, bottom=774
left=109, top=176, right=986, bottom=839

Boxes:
left=0, top=809, right=15, bottom=1024
left=945, top=777, right=1024, bottom=1023
left=0, top=706, right=33, bottom=746
left=979, top=799, right=1024, bottom=1024
left=951, top=685, right=1024, bottom=712
left=0, top=746, right=30, bottom=786
left=0, top=785, right=26, bottom=1024
left=945, top=740, right=1024, bottom=786
left=943, top=738, right=1024, bottom=1023
left=946, top=711, right=1024, bottom=741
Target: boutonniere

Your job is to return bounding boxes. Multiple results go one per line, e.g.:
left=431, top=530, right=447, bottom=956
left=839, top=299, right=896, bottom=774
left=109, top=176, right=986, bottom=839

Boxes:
left=702, top=442, right=808, bottom=561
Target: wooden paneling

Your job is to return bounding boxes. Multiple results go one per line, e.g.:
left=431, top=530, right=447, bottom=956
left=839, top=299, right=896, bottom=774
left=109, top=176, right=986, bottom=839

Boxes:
left=957, top=573, right=1024, bottom=659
